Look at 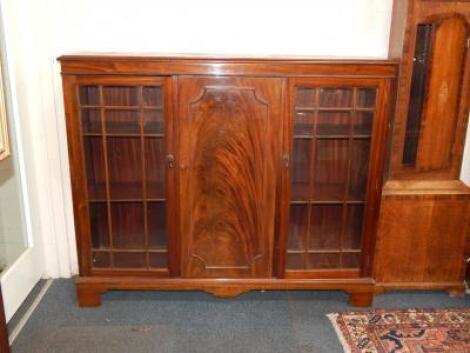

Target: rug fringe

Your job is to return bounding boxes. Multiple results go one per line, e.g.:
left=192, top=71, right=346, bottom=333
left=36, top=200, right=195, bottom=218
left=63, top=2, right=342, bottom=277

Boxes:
left=327, top=313, right=352, bottom=353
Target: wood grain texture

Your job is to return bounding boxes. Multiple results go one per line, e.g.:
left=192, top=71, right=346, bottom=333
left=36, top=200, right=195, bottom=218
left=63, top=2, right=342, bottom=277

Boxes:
left=177, top=77, right=283, bottom=278
left=388, top=0, right=470, bottom=179
left=58, top=56, right=398, bottom=78
left=466, top=227, right=470, bottom=281
left=416, top=15, right=468, bottom=171
left=374, top=181, right=470, bottom=284
left=75, top=276, right=375, bottom=307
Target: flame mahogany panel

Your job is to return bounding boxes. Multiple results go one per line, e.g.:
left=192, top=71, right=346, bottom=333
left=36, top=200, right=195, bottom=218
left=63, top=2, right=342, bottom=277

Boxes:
left=177, top=77, right=283, bottom=278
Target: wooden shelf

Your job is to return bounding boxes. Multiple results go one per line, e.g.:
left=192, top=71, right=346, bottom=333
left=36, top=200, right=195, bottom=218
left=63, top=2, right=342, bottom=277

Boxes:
left=286, top=249, right=361, bottom=254
left=295, top=107, right=375, bottom=112
left=83, top=133, right=164, bottom=138
left=293, top=134, right=371, bottom=139
left=92, top=248, right=168, bottom=253
left=89, top=198, right=166, bottom=203
left=81, top=105, right=163, bottom=110
left=290, top=200, right=365, bottom=205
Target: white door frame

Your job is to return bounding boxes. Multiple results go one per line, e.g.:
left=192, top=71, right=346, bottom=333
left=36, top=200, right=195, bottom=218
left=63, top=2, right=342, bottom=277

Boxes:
left=0, top=0, right=78, bottom=322
left=0, top=5, right=42, bottom=321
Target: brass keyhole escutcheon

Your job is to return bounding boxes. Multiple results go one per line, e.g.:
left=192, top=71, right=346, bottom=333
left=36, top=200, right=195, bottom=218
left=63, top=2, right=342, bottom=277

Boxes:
left=167, top=154, right=175, bottom=168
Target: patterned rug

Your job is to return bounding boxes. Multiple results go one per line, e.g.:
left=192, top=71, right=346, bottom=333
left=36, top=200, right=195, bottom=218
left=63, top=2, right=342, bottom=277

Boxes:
left=328, top=308, right=470, bottom=353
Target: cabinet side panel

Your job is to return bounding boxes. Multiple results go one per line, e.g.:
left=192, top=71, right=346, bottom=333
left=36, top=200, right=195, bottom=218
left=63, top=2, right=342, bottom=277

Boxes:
left=375, top=194, right=469, bottom=284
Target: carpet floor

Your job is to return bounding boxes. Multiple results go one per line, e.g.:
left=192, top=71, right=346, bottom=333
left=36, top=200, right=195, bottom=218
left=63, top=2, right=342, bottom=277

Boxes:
left=11, top=279, right=470, bottom=353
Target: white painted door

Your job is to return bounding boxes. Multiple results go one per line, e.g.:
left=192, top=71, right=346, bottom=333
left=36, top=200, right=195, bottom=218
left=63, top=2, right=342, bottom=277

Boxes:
left=0, top=27, right=43, bottom=323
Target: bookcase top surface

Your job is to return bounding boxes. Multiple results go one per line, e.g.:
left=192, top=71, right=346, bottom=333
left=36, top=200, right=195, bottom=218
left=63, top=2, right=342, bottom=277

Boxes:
left=58, top=53, right=398, bottom=77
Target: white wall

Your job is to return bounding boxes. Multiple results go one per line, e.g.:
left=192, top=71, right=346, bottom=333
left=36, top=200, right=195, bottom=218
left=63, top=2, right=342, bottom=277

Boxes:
left=1, top=0, right=469, bottom=278
left=48, top=0, right=393, bottom=58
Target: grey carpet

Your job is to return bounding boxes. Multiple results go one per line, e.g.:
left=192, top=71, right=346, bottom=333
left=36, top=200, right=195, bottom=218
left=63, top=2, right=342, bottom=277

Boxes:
left=11, top=279, right=470, bottom=353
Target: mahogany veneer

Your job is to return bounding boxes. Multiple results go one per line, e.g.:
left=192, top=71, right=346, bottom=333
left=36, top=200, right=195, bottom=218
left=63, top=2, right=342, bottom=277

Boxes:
left=375, top=0, right=470, bottom=294
left=60, top=55, right=397, bottom=306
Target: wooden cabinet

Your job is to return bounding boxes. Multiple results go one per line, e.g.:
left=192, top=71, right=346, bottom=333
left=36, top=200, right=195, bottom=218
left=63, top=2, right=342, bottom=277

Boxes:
left=375, top=0, right=470, bottom=294
left=60, top=55, right=396, bottom=306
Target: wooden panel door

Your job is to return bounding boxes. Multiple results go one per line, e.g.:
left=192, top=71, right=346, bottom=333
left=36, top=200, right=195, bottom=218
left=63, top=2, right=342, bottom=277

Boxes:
left=65, top=76, right=176, bottom=276
left=280, top=78, right=391, bottom=278
left=177, top=76, right=284, bottom=278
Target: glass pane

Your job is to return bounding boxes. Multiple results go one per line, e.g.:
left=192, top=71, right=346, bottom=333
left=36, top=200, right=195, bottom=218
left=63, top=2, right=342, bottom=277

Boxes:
left=146, top=138, right=165, bottom=199
left=308, top=253, right=341, bottom=269
left=114, top=252, right=146, bottom=268
left=309, top=205, right=342, bottom=250
left=111, top=202, right=145, bottom=249
left=349, top=139, right=371, bottom=201
left=83, top=137, right=106, bottom=200
left=353, top=111, right=373, bottom=135
left=356, top=88, right=376, bottom=108
left=105, top=110, right=140, bottom=134
left=343, top=205, right=364, bottom=250
left=319, top=88, right=352, bottom=108
left=89, top=202, right=109, bottom=248
left=312, top=139, right=348, bottom=201
left=149, top=252, right=167, bottom=268
left=103, top=86, right=139, bottom=106
left=287, top=204, right=307, bottom=251
left=107, top=137, right=142, bottom=199
left=144, top=110, right=164, bottom=134
left=403, top=24, right=433, bottom=165
left=295, top=88, right=316, bottom=108
left=0, top=146, right=28, bottom=271
left=286, top=253, right=305, bottom=270
left=143, top=86, right=163, bottom=107
left=81, top=109, right=101, bottom=133
left=293, top=111, right=314, bottom=136
left=92, top=252, right=110, bottom=268
left=290, top=139, right=312, bottom=201
left=316, top=111, right=350, bottom=136
left=148, top=202, right=166, bottom=249
left=79, top=86, right=100, bottom=105
left=342, top=252, right=360, bottom=268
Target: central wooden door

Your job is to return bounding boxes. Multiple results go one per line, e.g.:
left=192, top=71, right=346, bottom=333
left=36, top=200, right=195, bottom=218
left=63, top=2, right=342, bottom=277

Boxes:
left=177, top=76, right=284, bottom=278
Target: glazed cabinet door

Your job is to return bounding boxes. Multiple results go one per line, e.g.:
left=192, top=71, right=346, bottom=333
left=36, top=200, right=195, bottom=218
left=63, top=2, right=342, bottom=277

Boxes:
left=65, top=76, right=175, bottom=276
left=280, top=78, right=391, bottom=278
left=177, top=76, right=284, bottom=278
